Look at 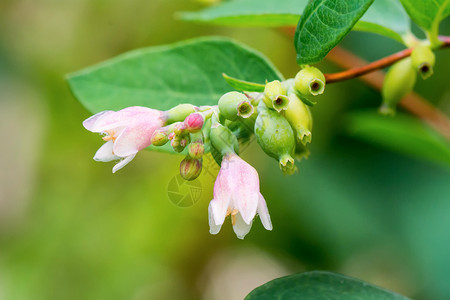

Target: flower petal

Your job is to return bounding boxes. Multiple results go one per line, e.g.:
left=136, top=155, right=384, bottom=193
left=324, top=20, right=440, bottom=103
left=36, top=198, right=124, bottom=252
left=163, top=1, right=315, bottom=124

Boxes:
left=113, top=114, right=163, bottom=157
left=257, top=193, right=272, bottom=231
left=87, top=106, right=162, bottom=133
left=211, top=170, right=232, bottom=226
left=94, top=141, right=119, bottom=162
left=112, top=153, right=136, bottom=173
left=208, top=202, right=223, bottom=235
left=83, top=110, right=114, bottom=132
left=232, top=212, right=253, bottom=240
left=226, top=155, right=258, bottom=224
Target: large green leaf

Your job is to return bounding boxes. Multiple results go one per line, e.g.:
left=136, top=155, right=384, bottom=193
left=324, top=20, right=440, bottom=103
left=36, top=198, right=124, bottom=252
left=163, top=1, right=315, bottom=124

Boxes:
left=295, top=0, right=375, bottom=65
left=344, top=111, right=450, bottom=168
left=179, top=0, right=307, bottom=27
left=67, top=36, right=282, bottom=114
left=354, top=0, right=410, bottom=42
left=180, top=0, right=408, bottom=42
left=400, top=0, right=450, bottom=35
left=245, top=271, right=411, bottom=299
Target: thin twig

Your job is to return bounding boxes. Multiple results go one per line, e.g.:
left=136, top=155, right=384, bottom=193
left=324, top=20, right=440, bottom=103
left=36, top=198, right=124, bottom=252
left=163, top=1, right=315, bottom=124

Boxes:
left=325, top=36, right=450, bottom=83
left=325, top=47, right=450, bottom=140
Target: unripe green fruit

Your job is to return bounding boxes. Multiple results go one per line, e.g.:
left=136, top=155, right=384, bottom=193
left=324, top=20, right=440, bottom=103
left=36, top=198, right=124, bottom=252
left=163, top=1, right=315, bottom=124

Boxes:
left=380, top=57, right=417, bottom=116
left=294, top=66, right=326, bottom=96
left=180, top=156, right=202, bottom=181
left=255, top=106, right=296, bottom=174
left=210, top=122, right=239, bottom=156
left=218, top=91, right=250, bottom=121
left=411, top=45, right=435, bottom=80
left=263, top=80, right=289, bottom=112
left=283, top=93, right=312, bottom=145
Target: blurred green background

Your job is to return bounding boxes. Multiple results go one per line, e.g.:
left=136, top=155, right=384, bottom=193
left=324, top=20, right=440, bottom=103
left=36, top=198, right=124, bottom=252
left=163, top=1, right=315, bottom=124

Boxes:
left=1, top=0, right=450, bottom=299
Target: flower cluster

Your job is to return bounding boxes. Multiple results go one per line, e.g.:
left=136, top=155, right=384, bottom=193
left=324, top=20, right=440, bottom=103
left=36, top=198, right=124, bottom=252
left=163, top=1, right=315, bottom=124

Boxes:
left=83, top=68, right=323, bottom=239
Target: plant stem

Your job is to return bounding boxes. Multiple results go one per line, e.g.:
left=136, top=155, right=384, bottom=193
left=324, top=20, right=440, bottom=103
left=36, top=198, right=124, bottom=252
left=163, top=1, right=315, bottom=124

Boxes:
left=325, top=46, right=450, bottom=140
left=324, top=36, right=450, bottom=83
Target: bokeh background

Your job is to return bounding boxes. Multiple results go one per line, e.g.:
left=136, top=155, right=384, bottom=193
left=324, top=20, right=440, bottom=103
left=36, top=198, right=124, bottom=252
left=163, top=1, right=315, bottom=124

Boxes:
left=1, top=0, right=450, bottom=299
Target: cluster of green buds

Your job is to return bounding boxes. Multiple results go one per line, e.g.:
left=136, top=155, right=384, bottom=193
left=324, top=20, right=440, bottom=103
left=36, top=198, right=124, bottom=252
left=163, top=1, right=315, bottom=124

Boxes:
left=147, top=67, right=323, bottom=178
left=380, top=44, right=436, bottom=115
left=83, top=67, right=325, bottom=238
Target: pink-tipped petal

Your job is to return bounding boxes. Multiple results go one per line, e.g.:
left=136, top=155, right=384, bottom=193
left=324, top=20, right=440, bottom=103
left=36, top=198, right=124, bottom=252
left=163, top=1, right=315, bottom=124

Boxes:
left=112, top=153, right=136, bottom=173
left=226, top=155, right=259, bottom=224
left=83, top=110, right=114, bottom=132
left=210, top=197, right=230, bottom=227
left=89, top=106, right=162, bottom=133
left=208, top=202, right=223, bottom=235
left=113, top=113, right=164, bottom=157
left=94, top=141, right=118, bottom=162
left=232, top=212, right=253, bottom=239
left=257, top=193, right=272, bottom=231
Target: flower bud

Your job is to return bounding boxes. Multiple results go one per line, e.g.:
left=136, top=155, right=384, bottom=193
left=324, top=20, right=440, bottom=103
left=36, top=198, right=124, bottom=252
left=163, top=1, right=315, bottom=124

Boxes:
left=283, top=93, right=312, bottom=145
left=188, top=133, right=205, bottom=159
left=380, top=57, right=417, bottom=116
left=180, top=156, right=202, bottom=181
left=411, top=45, right=435, bottom=80
left=151, top=128, right=169, bottom=146
left=165, top=104, right=198, bottom=124
left=171, top=134, right=189, bottom=153
left=294, top=66, right=325, bottom=96
left=218, top=91, right=252, bottom=121
left=173, top=122, right=186, bottom=135
left=255, top=106, right=296, bottom=174
left=210, top=122, right=239, bottom=156
left=263, top=80, right=289, bottom=112
left=184, top=113, right=205, bottom=133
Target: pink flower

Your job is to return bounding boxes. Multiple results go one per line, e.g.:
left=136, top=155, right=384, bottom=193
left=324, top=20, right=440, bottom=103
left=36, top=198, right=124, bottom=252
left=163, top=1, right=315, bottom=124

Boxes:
left=83, top=106, right=165, bottom=173
left=208, top=153, right=272, bottom=239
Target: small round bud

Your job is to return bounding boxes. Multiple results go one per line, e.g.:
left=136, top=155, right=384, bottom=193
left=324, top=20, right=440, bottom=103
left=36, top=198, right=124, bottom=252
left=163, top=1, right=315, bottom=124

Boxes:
left=263, top=80, right=289, bottom=112
left=173, top=122, right=186, bottom=135
left=411, top=45, right=435, bottom=80
left=188, top=141, right=205, bottom=159
left=180, top=156, right=202, bottom=181
left=151, top=128, right=169, bottom=146
left=381, top=57, right=417, bottom=115
left=283, top=93, right=312, bottom=145
left=184, top=113, right=205, bottom=133
left=218, top=91, right=250, bottom=121
left=255, top=106, right=296, bottom=175
left=294, top=66, right=326, bottom=96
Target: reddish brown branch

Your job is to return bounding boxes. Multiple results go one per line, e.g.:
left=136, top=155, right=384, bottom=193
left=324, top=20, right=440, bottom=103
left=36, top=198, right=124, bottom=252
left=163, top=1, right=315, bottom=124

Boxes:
left=325, top=36, right=450, bottom=83
left=325, top=47, right=450, bottom=140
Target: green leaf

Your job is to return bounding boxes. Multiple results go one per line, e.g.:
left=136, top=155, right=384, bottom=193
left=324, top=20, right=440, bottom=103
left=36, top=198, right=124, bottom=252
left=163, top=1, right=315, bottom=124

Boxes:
left=344, top=111, right=450, bottom=167
left=354, top=0, right=410, bottom=43
left=245, top=271, right=412, bottom=300
left=179, top=0, right=409, bottom=43
left=179, top=0, right=307, bottom=27
left=67, top=36, right=282, bottom=114
left=222, top=73, right=265, bottom=92
left=295, top=0, right=375, bottom=65
left=400, top=0, right=450, bottom=36
left=67, top=36, right=282, bottom=154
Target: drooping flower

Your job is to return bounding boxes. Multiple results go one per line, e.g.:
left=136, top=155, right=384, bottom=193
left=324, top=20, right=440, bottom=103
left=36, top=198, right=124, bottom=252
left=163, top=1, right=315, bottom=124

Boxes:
left=208, top=153, right=272, bottom=239
left=83, top=106, right=165, bottom=173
